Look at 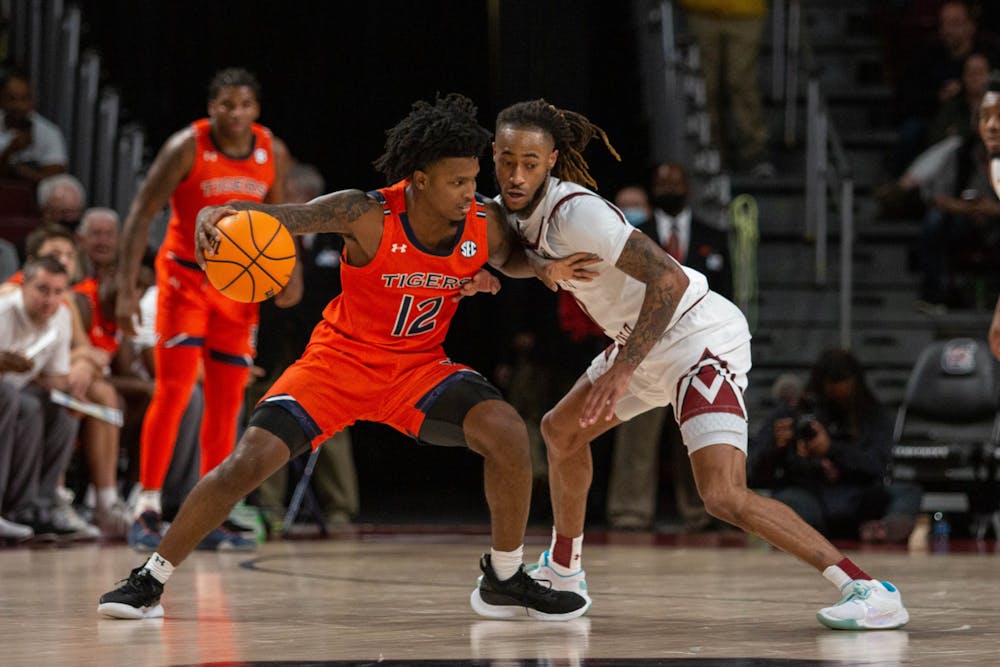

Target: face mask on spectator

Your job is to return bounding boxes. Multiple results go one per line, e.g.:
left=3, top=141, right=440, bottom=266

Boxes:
left=621, top=207, right=649, bottom=226
left=654, top=194, right=686, bottom=216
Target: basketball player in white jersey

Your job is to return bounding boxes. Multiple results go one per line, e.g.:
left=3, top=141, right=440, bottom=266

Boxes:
left=489, top=99, right=909, bottom=630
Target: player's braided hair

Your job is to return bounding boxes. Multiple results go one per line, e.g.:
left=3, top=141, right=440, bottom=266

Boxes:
left=374, top=93, right=492, bottom=184
left=495, top=99, right=620, bottom=190
left=208, top=67, right=261, bottom=102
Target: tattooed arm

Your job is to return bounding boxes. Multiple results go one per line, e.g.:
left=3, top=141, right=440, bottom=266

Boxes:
left=580, top=230, right=690, bottom=425
left=614, top=231, right=689, bottom=368
left=194, top=189, right=383, bottom=266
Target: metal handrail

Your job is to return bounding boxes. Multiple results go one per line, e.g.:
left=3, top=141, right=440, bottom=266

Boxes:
left=774, top=0, right=854, bottom=349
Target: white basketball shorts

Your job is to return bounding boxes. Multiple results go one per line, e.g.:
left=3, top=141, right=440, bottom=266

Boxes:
left=586, top=290, right=752, bottom=454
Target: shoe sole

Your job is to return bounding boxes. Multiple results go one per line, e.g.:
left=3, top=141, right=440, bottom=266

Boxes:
left=97, top=601, right=165, bottom=620
left=469, top=589, right=591, bottom=621
left=816, top=608, right=910, bottom=630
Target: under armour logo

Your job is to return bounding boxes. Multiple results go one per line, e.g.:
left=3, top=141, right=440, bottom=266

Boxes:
left=153, top=555, right=167, bottom=566
left=202, top=150, right=218, bottom=162
left=392, top=243, right=408, bottom=253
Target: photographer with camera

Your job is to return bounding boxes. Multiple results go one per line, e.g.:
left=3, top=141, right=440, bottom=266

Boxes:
left=748, top=349, right=920, bottom=541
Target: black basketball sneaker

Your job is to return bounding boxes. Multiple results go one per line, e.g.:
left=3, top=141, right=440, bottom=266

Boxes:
left=97, top=566, right=165, bottom=619
left=470, top=554, right=591, bottom=620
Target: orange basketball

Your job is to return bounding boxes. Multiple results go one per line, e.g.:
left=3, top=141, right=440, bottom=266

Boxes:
left=204, top=210, right=296, bottom=303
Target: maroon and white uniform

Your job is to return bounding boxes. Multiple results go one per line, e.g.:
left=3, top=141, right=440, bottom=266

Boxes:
left=501, top=177, right=752, bottom=453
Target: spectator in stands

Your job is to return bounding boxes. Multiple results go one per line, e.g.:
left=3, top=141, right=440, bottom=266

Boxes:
left=37, top=173, right=86, bottom=230
left=76, top=207, right=120, bottom=282
left=747, top=349, right=920, bottom=542
left=0, top=256, right=95, bottom=540
left=251, top=162, right=359, bottom=531
left=928, top=51, right=992, bottom=147
left=891, top=1, right=998, bottom=175
left=649, top=162, right=733, bottom=298
left=678, top=0, right=773, bottom=176
left=877, top=51, right=992, bottom=220
left=6, top=225, right=106, bottom=396
left=0, top=68, right=67, bottom=184
left=2, top=225, right=119, bottom=537
left=916, top=74, right=1000, bottom=309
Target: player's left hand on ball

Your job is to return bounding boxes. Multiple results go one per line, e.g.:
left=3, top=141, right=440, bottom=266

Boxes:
left=453, top=269, right=501, bottom=302
left=195, top=205, right=238, bottom=268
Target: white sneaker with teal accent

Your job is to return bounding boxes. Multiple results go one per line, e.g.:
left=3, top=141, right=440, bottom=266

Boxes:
left=525, top=550, right=591, bottom=607
left=817, top=579, right=909, bottom=630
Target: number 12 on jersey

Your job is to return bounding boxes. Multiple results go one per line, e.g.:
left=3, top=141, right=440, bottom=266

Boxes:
left=391, top=295, right=443, bottom=336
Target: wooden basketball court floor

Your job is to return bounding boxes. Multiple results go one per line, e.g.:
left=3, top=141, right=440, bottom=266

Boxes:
left=1, top=529, right=998, bottom=666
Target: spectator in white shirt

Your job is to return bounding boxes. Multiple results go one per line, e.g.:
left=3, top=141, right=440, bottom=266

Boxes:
left=0, top=256, right=92, bottom=540
left=0, top=70, right=68, bottom=184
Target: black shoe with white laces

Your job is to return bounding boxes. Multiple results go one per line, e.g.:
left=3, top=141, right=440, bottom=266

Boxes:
left=97, top=566, right=165, bottom=619
left=470, top=554, right=590, bottom=621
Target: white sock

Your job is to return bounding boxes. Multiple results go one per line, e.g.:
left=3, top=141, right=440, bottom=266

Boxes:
left=143, top=552, right=174, bottom=584
left=823, top=564, right=852, bottom=590
left=97, top=487, right=118, bottom=511
left=490, top=545, right=524, bottom=581
left=136, top=489, right=162, bottom=518
left=548, top=527, right=584, bottom=576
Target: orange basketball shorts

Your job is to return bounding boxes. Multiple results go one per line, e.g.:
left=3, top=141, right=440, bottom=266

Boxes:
left=260, top=335, right=475, bottom=449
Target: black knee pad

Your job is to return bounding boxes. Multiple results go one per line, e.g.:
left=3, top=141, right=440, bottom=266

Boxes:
left=247, top=402, right=313, bottom=458
left=417, top=371, right=504, bottom=448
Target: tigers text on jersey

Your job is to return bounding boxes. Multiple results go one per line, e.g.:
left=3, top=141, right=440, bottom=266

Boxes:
left=498, top=177, right=709, bottom=345
left=315, top=179, right=489, bottom=358
left=160, top=118, right=276, bottom=263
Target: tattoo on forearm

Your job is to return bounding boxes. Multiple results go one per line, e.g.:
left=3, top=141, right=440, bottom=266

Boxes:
left=232, top=190, right=378, bottom=235
left=616, top=236, right=681, bottom=368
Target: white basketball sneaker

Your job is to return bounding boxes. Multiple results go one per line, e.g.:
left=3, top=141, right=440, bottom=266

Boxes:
left=525, top=550, right=592, bottom=608
left=816, top=579, right=910, bottom=630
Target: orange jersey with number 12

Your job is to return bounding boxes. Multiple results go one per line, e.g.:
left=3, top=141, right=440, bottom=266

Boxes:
left=315, top=179, right=489, bottom=359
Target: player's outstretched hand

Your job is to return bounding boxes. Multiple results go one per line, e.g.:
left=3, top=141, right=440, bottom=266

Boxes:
left=535, top=252, right=601, bottom=291
left=454, top=269, right=501, bottom=302
left=195, top=205, right=239, bottom=268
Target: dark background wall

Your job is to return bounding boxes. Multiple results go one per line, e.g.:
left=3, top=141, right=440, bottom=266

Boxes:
left=77, top=0, right=649, bottom=194
left=75, top=0, right=650, bottom=523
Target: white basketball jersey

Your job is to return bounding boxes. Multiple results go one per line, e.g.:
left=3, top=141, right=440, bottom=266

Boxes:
left=498, top=178, right=709, bottom=346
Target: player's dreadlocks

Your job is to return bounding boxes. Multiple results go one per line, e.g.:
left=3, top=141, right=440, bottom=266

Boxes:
left=208, top=67, right=261, bottom=102
left=374, top=93, right=492, bottom=185
left=495, top=99, right=620, bottom=190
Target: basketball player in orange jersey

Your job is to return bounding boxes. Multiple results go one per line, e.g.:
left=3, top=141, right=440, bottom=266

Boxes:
left=113, top=68, right=300, bottom=551
left=99, top=93, right=594, bottom=622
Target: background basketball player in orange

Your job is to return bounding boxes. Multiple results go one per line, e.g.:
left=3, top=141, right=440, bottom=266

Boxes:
left=100, top=93, right=594, bottom=622
left=114, top=68, right=299, bottom=551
